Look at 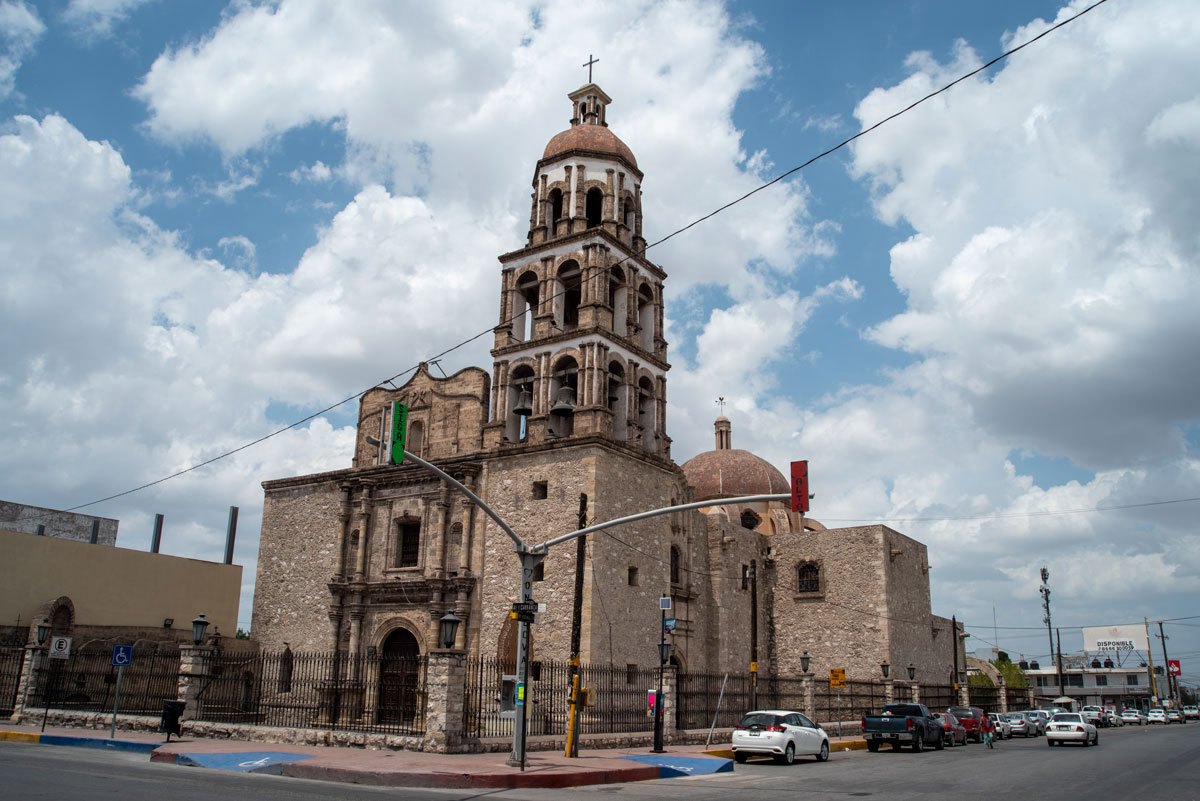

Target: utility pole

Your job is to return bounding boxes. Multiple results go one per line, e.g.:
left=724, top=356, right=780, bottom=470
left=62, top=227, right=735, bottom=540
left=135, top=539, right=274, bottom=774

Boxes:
left=1157, top=620, right=1175, bottom=706
left=565, top=494, right=587, bottom=757
left=1145, top=618, right=1159, bottom=703
left=952, top=614, right=960, bottom=691
left=1056, top=629, right=1066, bottom=700
left=750, top=559, right=758, bottom=711
left=1040, top=567, right=1064, bottom=697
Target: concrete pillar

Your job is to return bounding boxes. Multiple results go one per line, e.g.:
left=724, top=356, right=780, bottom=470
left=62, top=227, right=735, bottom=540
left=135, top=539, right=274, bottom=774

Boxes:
left=423, top=649, right=467, bottom=753
left=999, top=676, right=1009, bottom=713
left=801, top=673, right=815, bottom=720
left=884, top=679, right=896, bottom=704
left=909, top=682, right=920, bottom=703
left=9, top=644, right=46, bottom=722
left=662, top=666, right=678, bottom=741
left=177, top=642, right=213, bottom=721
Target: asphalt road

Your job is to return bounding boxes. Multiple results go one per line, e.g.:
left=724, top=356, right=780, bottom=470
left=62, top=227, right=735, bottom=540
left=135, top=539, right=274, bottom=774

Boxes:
left=2, top=723, right=1197, bottom=801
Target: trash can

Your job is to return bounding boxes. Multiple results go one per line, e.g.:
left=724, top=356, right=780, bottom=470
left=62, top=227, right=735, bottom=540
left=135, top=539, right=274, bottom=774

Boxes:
left=160, top=699, right=186, bottom=742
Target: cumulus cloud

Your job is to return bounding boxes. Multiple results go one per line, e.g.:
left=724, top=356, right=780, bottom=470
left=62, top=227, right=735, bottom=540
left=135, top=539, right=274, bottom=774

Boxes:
left=0, top=0, right=43, bottom=99
left=60, top=0, right=154, bottom=39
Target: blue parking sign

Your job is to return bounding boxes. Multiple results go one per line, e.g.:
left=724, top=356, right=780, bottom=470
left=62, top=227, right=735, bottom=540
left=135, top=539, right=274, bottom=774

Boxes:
left=112, top=644, right=133, bottom=667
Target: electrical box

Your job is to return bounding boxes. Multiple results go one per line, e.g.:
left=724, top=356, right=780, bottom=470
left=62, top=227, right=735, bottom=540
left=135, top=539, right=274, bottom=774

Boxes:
left=500, top=675, right=518, bottom=719
left=580, top=686, right=594, bottom=708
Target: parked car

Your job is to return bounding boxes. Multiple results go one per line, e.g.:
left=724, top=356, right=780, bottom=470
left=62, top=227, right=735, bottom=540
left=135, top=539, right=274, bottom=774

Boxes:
left=732, top=710, right=831, bottom=764
left=1003, top=711, right=1033, bottom=737
left=988, top=712, right=1012, bottom=739
left=1121, top=708, right=1147, bottom=725
left=1046, top=712, right=1099, bottom=747
left=1184, top=706, right=1199, bottom=721
left=1148, top=708, right=1168, bottom=724
left=1028, top=709, right=1051, bottom=732
left=1022, top=710, right=1046, bottom=736
left=1081, top=705, right=1107, bottom=728
left=1106, top=710, right=1125, bottom=727
left=948, top=706, right=987, bottom=743
left=861, top=703, right=944, bottom=752
left=932, top=711, right=968, bottom=747
left=1166, top=708, right=1184, bottom=724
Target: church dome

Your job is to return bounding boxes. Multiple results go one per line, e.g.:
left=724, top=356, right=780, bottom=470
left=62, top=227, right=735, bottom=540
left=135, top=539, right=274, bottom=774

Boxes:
left=681, top=415, right=789, bottom=502
left=542, top=125, right=637, bottom=169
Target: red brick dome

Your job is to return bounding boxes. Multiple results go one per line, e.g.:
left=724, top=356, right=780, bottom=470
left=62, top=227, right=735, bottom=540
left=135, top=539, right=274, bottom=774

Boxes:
left=542, top=125, right=637, bottom=169
left=681, top=448, right=790, bottom=503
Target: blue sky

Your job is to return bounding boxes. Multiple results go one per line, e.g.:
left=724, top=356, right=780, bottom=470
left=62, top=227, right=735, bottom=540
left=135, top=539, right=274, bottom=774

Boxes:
left=3, top=0, right=1198, bottom=681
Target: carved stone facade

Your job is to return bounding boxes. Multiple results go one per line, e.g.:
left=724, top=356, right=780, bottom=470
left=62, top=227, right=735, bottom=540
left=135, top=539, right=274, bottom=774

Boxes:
left=252, top=82, right=962, bottom=686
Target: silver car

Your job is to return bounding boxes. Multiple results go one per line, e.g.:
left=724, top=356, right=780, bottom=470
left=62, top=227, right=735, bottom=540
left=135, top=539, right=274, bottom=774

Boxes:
left=988, top=712, right=1012, bottom=739
left=1003, top=711, right=1032, bottom=737
left=732, top=710, right=831, bottom=764
left=1046, top=712, right=1098, bottom=746
left=1022, top=710, right=1046, bottom=735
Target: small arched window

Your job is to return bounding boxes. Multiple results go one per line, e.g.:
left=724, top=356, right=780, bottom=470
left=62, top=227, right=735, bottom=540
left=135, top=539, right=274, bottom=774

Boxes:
left=585, top=188, right=604, bottom=228
left=797, top=562, right=820, bottom=594
left=549, top=188, right=564, bottom=228
left=670, top=545, right=681, bottom=585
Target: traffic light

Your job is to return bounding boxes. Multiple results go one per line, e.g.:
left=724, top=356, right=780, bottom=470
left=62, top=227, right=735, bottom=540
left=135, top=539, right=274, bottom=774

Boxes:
left=390, top=402, right=408, bottom=464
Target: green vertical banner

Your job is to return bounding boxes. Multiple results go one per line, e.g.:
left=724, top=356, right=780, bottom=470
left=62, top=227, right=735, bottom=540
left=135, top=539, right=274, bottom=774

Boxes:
left=390, top=402, right=408, bottom=464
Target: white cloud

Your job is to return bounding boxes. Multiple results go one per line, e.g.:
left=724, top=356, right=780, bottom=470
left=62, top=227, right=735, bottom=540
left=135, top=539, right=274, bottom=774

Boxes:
left=218, top=235, right=256, bottom=272
left=61, top=0, right=153, bottom=39
left=0, top=0, right=43, bottom=99
left=288, top=160, right=332, bottom=184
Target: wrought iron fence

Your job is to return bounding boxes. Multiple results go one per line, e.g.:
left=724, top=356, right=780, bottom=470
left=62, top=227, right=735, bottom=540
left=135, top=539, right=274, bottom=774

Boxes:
left=920, top=683, right=958, bottom=712
left=28, top=644, right=180, bottom=715
left=676, top=672, right=751, bottom=730
left=191, top=650, right=426, bottom=735
left=814, top=680, right=887, bottom=721
left=968, top=684, right=1002, bottom=713
left=1006, top=686, right=1032, bottom=711
left=0, top=647, right=26, bottom=717
left=464, top=657, right=660, bottom=738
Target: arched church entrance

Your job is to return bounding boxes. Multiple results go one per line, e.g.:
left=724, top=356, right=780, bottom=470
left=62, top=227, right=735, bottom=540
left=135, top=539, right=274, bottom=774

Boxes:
left=378, top=628, right=421, bottom=725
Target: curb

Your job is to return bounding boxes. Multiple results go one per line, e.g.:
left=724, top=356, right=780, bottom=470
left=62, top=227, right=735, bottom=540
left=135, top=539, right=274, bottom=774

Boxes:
left=276, top=761, right=662, bottom=789
left=704, top=739, right=868, bottom=760
left=0, top=730, right=159, bottom=754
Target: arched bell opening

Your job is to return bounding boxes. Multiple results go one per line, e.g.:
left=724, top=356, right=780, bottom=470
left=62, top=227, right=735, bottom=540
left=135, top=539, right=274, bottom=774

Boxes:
left=637, top=284, right=655, bottom=352
left=548, top=188, right=564, bottom=236
left=585, top=187, right=604, bottom=229
left=548, top=356, right=578, bottom=438
left=608, top=267, right=627, bottom=336
left=637, top=376, right=657, bottom=454
left=506, top=364, right=535, bottom=443
left=607, top=361, right=628, bottom=440
left=555, top=261, right=582, bottom=331
left=511, top=270, right=539, bottom=342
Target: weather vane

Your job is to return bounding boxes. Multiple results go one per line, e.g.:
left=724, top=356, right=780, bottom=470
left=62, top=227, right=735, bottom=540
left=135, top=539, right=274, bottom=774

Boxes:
left=716, top=397, right=726, bottom=414
left=583, top=54, right=598, bottom=83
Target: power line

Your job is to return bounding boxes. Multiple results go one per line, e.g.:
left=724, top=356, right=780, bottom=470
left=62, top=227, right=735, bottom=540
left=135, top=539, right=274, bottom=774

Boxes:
left=819, top=495, right=1200, bottom=525
left=21, top=0, right=1112, bottom=523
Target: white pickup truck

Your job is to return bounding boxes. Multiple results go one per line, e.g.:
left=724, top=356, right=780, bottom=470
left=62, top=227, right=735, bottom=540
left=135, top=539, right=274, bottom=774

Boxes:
left=1081, top=705, right=1107, bottom=728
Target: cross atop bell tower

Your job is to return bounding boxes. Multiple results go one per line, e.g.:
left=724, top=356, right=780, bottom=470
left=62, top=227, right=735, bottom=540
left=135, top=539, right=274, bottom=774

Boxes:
left=483, top=84, right=671, bottom=461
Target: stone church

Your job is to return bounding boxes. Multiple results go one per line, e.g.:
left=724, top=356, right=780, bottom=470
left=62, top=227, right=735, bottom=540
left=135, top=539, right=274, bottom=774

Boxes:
left=252, top=82, right=964, bottom=686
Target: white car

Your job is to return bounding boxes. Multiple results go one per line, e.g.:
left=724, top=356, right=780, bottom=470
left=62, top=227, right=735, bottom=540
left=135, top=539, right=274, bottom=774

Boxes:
left=1081, top=705, right=1107, bottom=727
left=1106, top=710, right=1125, bottom=727
left=732, top=710, right=831, bottom=764
left=1121, top=708, right=1147, bottom=725
left=1046, top=712, right=1099, bottom=746
left=1184, top=706, right=1199, bottom=721
left=988, top=712, right=1012, bottom=739
left=1148, top=708, right=1168, bottom=724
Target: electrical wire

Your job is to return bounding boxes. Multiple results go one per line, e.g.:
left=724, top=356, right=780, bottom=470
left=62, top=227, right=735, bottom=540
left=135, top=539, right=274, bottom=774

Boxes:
left=17, top=0, right=1114, bottom=525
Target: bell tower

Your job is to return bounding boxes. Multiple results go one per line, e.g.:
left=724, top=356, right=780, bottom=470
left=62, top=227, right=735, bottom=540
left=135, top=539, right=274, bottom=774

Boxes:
left=483, top=83, right=671, bottom=459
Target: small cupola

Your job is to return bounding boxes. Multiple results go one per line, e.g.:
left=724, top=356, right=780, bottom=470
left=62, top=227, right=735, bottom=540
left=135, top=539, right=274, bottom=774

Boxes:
left=569, top=83, right=611, bottom=127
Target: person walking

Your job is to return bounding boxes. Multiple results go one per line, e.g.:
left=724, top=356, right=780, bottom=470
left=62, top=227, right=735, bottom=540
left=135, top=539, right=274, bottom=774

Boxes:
left=981, top=712, right=995, bottom=748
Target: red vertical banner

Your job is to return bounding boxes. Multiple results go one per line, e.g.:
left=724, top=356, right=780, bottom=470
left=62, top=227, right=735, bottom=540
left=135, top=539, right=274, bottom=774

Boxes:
left=790, top=460, right=809, bottom=513
left=1168, top=659, right=1181, bottom=676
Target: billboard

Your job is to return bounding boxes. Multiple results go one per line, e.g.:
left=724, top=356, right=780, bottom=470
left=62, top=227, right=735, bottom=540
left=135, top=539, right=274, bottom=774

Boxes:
left=1083, top=624, right=1148, bottom=652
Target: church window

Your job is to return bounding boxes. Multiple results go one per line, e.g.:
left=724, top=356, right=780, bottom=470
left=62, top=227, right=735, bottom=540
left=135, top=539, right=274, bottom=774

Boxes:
left=740, top=510, right=760, bottom=530
left=556, top=262, right=581, bottom=330
left=670, top=546, right=681, bottom=585
left=407, top=420, right=424, bottom=458
left=532, top=481, right=548, bottom=500
left=622, top=196, right=634, bottom=230
left=637, top=284, right=655, bottom=351
left=609, top=267, right=627, bottom=335
left=549, top=356, right=578, bottom=437
left=548, top=188, right=564, bottom=231
left=627, top=566, right=639, bottom=586
left=513, top=271, right=538, bottom=342
left=638, top=376, right=656, bottom=454
left=507, top=365, right=535, bottom=443
left=396, top=521, right=421, bottom=568
left=585, top=187, right=603, bottom=228
left=797, top=562, right=821, bottom=594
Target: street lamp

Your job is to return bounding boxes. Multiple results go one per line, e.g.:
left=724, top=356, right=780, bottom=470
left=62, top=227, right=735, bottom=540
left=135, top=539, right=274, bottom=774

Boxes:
left=880, top=661, right=890, bottom=679
left=191, top=614, right=209, bottom=645
left=36, top=618, right=50, bottom=646
left=439, top=611, right=463, bottom=650
left=907, top=664, right=916, bottom=681
left=800, top=651, right=811, bottom=673
left=652, top=595, right=670, bottom=754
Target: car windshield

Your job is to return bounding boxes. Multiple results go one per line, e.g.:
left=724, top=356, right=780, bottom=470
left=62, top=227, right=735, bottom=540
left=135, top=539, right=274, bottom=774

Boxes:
left=1052, top=713, right=1082, bottom=722
left=1004, top=713, right=1024, bottom=720
left=738, top=713, right=782, bottom=728
left=949, top=707, right=976, bottom=719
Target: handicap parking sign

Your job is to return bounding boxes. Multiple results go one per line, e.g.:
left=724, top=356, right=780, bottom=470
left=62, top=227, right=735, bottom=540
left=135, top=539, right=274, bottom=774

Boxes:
left=112, top=644, right=133, bottom=667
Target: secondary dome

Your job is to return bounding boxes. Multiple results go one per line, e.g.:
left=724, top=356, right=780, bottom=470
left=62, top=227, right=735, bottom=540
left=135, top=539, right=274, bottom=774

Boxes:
left=681, top=415, right=789, bottom=502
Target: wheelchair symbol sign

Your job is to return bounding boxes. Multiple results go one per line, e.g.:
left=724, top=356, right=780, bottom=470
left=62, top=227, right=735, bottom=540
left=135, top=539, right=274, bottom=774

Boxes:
left=111, top=644, right=133, bottom=667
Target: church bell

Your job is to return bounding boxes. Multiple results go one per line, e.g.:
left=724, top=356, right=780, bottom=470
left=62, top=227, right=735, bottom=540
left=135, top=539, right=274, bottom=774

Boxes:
left=550, top=386, right=577, bottom=414
left=512, top=389, right=533, bottom=417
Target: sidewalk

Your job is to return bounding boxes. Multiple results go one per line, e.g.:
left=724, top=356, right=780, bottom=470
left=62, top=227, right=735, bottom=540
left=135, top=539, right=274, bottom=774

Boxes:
left=0, top=722, right=866, bottom=789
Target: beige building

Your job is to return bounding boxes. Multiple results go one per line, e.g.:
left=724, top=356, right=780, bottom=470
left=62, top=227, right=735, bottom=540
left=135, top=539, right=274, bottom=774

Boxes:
left=252, top=82, right=963, bottom=684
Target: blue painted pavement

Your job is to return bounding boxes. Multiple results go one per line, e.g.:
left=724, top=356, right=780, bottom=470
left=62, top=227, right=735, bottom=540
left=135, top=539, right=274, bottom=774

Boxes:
left=175, top=751, right=316, bottom=772
left=621, top=754, right=733, bottom=778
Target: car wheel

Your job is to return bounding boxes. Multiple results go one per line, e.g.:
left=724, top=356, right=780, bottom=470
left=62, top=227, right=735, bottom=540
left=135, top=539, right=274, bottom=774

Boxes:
left=1094, top=733, right=1099, bottom=746
left=734, top=752, right=748, bottom=763
left=775, top=742, right=795, bottom=765
left=934, top=733, right=944, bottom=751
left=817, top=740, right=830, bottom=762
left=1047, top=739, right=1055, bottom=747
left=867, top=741, right=879, bottom=753
left=912, top=734, right=924, bottom=753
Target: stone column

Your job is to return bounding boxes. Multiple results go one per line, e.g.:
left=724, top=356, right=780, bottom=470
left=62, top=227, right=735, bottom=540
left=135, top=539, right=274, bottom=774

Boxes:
left=423, top=649, right=467, bottom=753
left=9, top=643, right=46, bottom=722
left=662, top=665, right=678, bottom=742
left=999, top=676, right=1008, bottom=713
left=432, top=486, right=449, bottom=576
left=334, top=483, right=353, bottom=578
left=354, top=491, right=372, bottom=581
left=177, top=642, right=213, bottom=721
left=801, top=673, right=815, bottom=720
left=884, top=679, right=896, bottom=704
left=909, top=682, right=920, bottom=703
